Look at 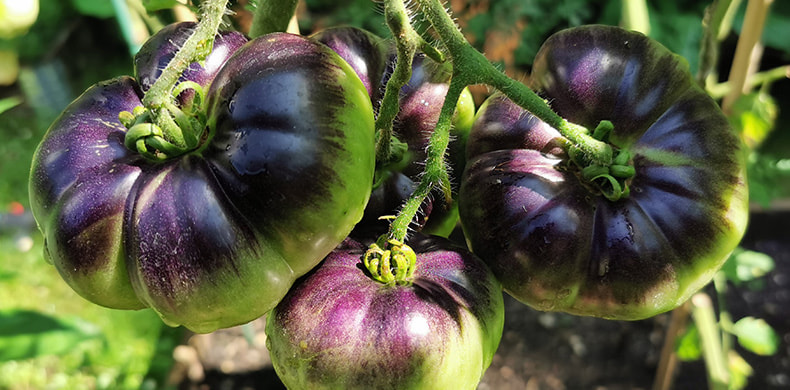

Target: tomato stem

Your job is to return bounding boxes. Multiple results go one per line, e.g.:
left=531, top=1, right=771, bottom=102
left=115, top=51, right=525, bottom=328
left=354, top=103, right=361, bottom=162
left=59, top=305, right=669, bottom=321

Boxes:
left=417, top=0, right=613, bottom=166
left=121, top=0, right=228, bottom=162
left=375, top=0, right=444, bottom=165
left=363, top=236, right=416, bottom=285
left=375, top=0, right=418, bottom=164
left=249, top=0, right=299, bottom=38
left=388, top=75, right=464, bottom=242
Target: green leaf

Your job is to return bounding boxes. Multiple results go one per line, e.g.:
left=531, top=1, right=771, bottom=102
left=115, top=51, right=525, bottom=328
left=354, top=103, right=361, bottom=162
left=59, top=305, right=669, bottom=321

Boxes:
left=0, top=96, right=23, bottom=115
left=0, top=270, right=17, bottom=282
left=729, top=92, right=779, bottom=149
left=733, top=317, right=779, bottom=356
left=727, top=351, right=753, bottom=390
left=676, top=323, right=702, bottom=361
left=143, top=0, right=179, bottom=12
left=721, top=249, right=775, bottom=285
left=0, top=309, right=102, bottom=362
left=70, top=0, right=115, bottom=18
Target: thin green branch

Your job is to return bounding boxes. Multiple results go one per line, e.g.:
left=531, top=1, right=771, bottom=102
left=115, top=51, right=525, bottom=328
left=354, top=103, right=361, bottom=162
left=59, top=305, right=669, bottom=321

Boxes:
left=142, top=0, right=229, bottom=110
left=707, top=65, right=789, bottom=98
left=691, top=293, right=730, bottom=390
left=417, top=0, right=612, bottom=165
left=621, top=0, right=651, bottom=35
left=249, top=0, right=299, bottom=38
left=375, top=0, right=419, bottom=163
left=388, top=77, right=465, bottom=242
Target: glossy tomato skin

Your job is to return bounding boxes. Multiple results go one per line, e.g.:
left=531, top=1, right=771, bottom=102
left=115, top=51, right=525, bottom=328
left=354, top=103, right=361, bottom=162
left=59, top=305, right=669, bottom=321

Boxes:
left=266, top=235, right=504, bottom=389
left=29, top=30, right=375, bottom=332
left=134, top=21, right=248, bottom=106
left=311, top=27, right=389, bottom=105
left=459, top=25, right=748, bottom=320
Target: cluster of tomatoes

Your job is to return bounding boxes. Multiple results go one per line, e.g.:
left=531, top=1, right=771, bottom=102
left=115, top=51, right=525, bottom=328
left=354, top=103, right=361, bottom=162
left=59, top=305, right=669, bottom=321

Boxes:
left=29, top=22, right=747, bottom=389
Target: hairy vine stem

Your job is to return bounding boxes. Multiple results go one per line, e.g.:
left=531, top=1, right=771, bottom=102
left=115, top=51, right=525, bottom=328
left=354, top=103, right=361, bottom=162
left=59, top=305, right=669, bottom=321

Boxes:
left=383, top=0, right=616, bottom=242
left=135, top=0, right=229, bottom=151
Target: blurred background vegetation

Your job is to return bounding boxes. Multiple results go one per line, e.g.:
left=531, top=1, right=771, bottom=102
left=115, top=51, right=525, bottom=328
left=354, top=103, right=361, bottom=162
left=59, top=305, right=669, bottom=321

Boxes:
left=0, top=0, right=788, bottom=389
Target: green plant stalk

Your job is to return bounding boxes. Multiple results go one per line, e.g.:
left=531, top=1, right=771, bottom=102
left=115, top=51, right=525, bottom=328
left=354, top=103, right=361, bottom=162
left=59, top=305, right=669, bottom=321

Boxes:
left=140, top=0, right=229, bottom=147
left=249, top=0, right=299, bottom=38
left=721, top=0, right=773, bottom=114
left=691, top=293, right=729, bottom=390
left=375, top=0, right=419, bottom=163
left=111, top=0, right=144, bottom=55
left=713, top=272, right=734, bottom=356
left=621, top=0, right=651, bottom=35
left=719, top=0, right=745, bottom=40
left=707, top=65, right=789, bottom=98
left=417, top=0, right=612, bottom=165
left=698, top=0, right=735, bottom=85
left=388, top=78, right=464, bottom=242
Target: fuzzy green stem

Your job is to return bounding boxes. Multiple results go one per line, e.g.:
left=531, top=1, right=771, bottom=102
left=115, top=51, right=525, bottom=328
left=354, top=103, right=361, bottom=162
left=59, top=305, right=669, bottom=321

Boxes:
left=418, top=0, right=612, bottom=165
left=375, top=0, right=419, bottom=163
left=140, top=0, right=228, bottom=148
left=249, top=0, right=298, bottom=38
left=691, top=293, right=730, bottom=390
left=487, top=70, right=613, bottom=165
left=388, top=76, right=465, bottom=242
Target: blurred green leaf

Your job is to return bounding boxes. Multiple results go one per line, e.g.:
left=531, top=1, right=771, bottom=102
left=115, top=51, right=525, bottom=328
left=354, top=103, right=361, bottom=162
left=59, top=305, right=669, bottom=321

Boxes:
left=727, top=350, right=753, bottom=390
left=733, top=317, right=779, bottom=356
left=729, top=91, right=778, bottom=150
left=0, top=309, right=102, bottom=362
left=747, top=154, right=790, bottom=207
left=142, top=0, right=179, bottom=12
left=647, top=2, right=706, bottom=74
left=720, top=248, right=775, bottom=285
left=0, top=97, right=23, bottom=115
left=676, top=323, right=702, bottom=361
left=71, top=0, right=115, bottom=18
left=0, top=270, right=16, bottom=282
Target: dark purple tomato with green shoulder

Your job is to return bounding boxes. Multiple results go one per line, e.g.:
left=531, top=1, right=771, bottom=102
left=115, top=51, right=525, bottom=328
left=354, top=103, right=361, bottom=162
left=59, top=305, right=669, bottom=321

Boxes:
left=459, top=25, right=749, bottom=320
left=310, top=26, right=389, bottom=105
left=265, top=234, right=504, bottom=389
left=28, top=28, right=376, bottom=333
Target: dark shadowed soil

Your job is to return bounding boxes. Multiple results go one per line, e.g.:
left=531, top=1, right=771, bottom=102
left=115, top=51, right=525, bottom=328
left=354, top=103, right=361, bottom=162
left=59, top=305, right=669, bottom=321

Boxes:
left=174, top=210, right=790, bottom=390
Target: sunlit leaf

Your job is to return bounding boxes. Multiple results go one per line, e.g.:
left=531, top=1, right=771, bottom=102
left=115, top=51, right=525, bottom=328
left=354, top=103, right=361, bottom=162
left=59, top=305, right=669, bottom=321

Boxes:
left=733, top=317, right=779, bottom=356
left=727, top=350, right=753, bottom=390
left=729, top=91, right=778, bottom=150
left=0, top=309, right=102, bottom=362
left=675, top=323, right=702, bottom=361
left=0, top=96, right=22, bottom=115
left=720, top=248, right=775, bottom=285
